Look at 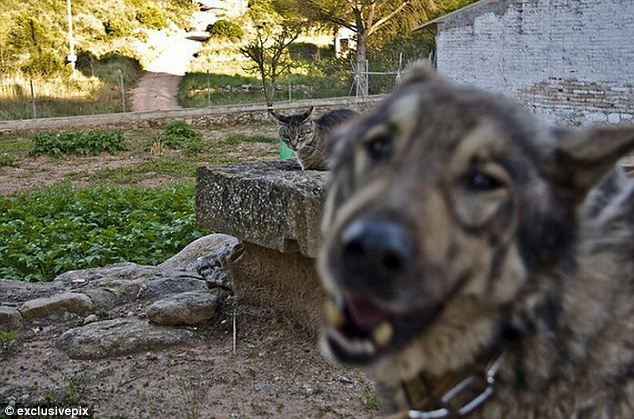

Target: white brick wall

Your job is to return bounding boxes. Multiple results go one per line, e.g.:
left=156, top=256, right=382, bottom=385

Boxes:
left=435, top=0, right=634, bottom=126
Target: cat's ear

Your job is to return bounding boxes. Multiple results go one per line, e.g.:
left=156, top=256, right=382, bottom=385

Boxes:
left=270, top=110, right=289, bottom=124
left=300, top=106, right=315, bottom=121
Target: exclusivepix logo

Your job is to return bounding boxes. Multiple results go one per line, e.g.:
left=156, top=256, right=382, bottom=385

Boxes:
left=4, top=405, right=90, bottom=417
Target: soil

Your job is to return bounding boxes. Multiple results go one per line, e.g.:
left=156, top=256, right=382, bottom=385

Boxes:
left=0, top=125, right=280, bottom=196
left=130, top=31, right=205, bottom=112
left=0, top=303, right=376, bottom=418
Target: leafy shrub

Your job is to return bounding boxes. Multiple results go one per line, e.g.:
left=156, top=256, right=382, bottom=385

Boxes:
left=136, top=6, right=167, bottom=29
left=29, top=130, right=127, bottom=158
left=157, top=121, right=202, bottom=151
left=0, top=154, right=19, bottom=168
left=103, top=18, right=130, bottom=38
left=205, top=20, right=243, bottom=40
left=21, top=51, right=65, bottom=77
left=8, top=13, right=48, bottom=50
left=0, top=183, right=209, bottom=281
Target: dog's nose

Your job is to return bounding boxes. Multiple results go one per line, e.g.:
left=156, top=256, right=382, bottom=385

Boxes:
left=341, top=218, right=413, bottom=282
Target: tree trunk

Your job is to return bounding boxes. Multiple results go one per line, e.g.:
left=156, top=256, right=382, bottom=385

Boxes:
left=355, top=30, right=369, bottom=97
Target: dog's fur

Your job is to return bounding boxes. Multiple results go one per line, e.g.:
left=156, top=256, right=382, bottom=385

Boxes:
left=319, top=63, right=634, bottom=417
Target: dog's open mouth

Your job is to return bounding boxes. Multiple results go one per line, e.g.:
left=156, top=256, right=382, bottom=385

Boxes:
left=324, top=293, right=442, bottom=365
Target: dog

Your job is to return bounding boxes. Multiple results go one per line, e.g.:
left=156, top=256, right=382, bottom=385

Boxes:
left=318, top=63, right=634, bottom=418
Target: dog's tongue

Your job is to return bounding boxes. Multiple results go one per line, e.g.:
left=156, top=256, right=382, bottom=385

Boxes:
left=345, top=295, right=390, bottom=331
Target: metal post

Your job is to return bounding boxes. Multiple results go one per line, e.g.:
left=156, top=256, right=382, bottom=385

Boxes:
left=288, top=76, right=291, bottom=101
left=206, top=71, right=211, bottom=106
left=66, top=0, right=76, bottom=78
left=29, top=79, right=37, bottom=119
left=118, top=70, right=126, bottom=112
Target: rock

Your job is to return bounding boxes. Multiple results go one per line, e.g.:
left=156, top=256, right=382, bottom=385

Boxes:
left=83, top=314, right=99, bottom=325
left=0, top=278, right=63, bottom=305
left=196, top=161, right=327, bottom=258
left=54, top=262, right=156, bottom=289
left=147, top=290, right=220, bottom=326
left=56, top=318, right=194, bottom=360
left=81, top=288, right=118, bottom=310
left=195, top=237, right=242, bottom=290
left=159, top=234, right=240, bottom=272
left=0, top=306, right=23, bottom=330
left=18, top=293, right=93, bottom=321
left=140, top=276, right=207, bottom=300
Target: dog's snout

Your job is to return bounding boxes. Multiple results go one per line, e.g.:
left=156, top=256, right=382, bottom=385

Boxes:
left=341, top=219, right=413, bottom=281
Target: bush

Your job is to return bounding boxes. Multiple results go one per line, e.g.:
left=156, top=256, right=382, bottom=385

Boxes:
left=29, top=130, right=127, bottom=157
left=103, top=18, right=130, bottom=38
left=0, top=183, right=209, bottom=281
left=205, top=20, right=243, bottom=40
left=8, top=13, right=48, bottom=50
left=136, top=6, right=167, bottom=29
left=20, top=51, right=65, bottom=78
left=157, top=121, right=202, bottom=151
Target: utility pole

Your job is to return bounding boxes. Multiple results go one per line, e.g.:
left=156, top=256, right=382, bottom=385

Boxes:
left=66, top=0, right=77, bottom=78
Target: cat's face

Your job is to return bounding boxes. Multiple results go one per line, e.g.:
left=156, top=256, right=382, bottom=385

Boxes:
left=271, top=107, right=315, bottom=151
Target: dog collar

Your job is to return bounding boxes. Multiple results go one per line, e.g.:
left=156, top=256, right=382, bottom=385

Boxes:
left=395, top=352, right=503, bottom=419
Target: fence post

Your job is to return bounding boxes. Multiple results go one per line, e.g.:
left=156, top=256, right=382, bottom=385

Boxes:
left=118, top=69, right=126, bottom=112
left=206, top=70, right=211, bottom=106
left=288, top=76, right=291, bottom=101
left=29, top=79, right=37, bottom=119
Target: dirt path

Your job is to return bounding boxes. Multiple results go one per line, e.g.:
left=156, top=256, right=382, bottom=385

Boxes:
left=130, top=32, right=206, bottom=112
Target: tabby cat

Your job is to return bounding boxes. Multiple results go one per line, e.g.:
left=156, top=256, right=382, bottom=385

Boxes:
left=271, top=106, right=358, bottom=170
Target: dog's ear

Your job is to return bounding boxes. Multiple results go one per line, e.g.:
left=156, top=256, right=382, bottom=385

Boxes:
left=270, top=110, right=289, bottom=124
left=401, top=60, right=440, bottom=85
left=543, top=124, right=634, bottom=202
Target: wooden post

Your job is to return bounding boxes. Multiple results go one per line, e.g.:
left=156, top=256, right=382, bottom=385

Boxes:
left=29, top=79, right=37, bottom=119
left=118, top=70, right=126, bottom=113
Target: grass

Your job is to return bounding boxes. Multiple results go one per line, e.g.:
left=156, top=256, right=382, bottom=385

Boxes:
left=0, top=330, right=20, bottom=354
left=177, top=71, right=353, bottom=108
left=0, top=182, right=209, bottom=281
left=0, top=55, right=143, bottom=120
left=0, top=154, right=19, bottom=168
left=224, top=133, right=278, bottom=145
left=361, top=386, right=380, bottom=413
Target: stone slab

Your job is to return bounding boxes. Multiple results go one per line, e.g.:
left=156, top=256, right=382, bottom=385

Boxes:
left=18, top=292, right=93, bottom=321
left=196, top=161, right=328, bottom=258
left=56, top=318, right=194, bottom=360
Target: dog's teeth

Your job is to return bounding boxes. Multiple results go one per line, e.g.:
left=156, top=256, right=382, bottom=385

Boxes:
left=373, top=322, right=393, bottom=347
left=349, top=338, right=376, bottom=355
left=325, top=299, right=344, bottom=327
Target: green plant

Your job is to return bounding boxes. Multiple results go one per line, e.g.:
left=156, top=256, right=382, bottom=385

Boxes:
left=103, top=18, right=129, bottom=37
left=0, top=330, right=20, bottom=354
left=29, top=130, right=127, bottom=157
left=361, top=386, right=380, bottom=413
left=157, top=121, right=202, bottom=152
left=205, top=19, right=244, bottom=40
left=0, top=183, right=209, bottom=281
left=0, top=154, right=19, bottom=168
left=136, top=6, right=167, bottom=29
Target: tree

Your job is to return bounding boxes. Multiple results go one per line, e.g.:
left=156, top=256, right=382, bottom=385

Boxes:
left=286, top=0, right=438, bottom=96
left=240, top=17, right=301, bottom=109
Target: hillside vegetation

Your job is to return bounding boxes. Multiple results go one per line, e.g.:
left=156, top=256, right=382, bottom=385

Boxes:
left=0, top=0, right=195, bottom=119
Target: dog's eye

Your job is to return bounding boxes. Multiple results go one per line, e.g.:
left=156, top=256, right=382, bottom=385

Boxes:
left=465, top=170, right=504, bottom=191
left=365, top=135, right=393, bottom=161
